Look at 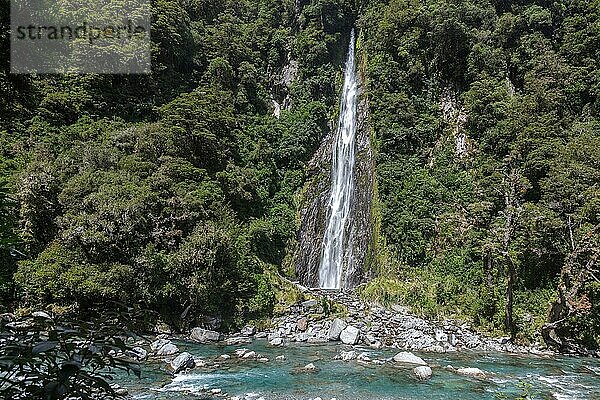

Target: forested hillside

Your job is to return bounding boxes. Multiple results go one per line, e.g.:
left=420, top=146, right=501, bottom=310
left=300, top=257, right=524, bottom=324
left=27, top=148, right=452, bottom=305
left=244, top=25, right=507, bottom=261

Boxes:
left=358, top=0, right=600, bottom=351
left=1, top=0, right=598, bottom=351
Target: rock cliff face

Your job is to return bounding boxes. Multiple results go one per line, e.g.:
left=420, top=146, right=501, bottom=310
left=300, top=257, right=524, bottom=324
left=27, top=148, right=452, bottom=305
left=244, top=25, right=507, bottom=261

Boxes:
left=295, top=58, right=375, bottom=289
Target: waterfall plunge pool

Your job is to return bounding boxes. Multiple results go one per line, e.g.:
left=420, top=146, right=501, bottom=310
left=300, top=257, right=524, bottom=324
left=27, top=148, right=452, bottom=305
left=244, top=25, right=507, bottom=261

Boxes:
left=116, top=340, right=600, bottom=400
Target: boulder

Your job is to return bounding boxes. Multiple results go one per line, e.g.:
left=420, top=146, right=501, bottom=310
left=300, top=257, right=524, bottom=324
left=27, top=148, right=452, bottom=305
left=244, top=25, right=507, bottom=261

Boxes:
left=301, top=299, right=318, bottom=308
left=226, top=337, right=252, bottom=346
left=457, top=367, right=487, bottom=378
left=328, top=318, right=347, bottom=341
left=150, top=338, right=170, bottom=352
left=190, top=327, right=222, bottom=343
left=127, top=347, right=148, bottom=361
left=340, top=326, right=360, bottom=345
left=32, top=311, right=51, bottom=319
left=170, top=352, right=195, bottom=373
left=0, top=313, right=15, bottom=322
left=242, top=351, right=256, bottom=359
left=340, top=350, right=357, bottom=361
left=275, top=355, right=286, bottom=361
left=241, top=325, right=256, bottom=336
left=269, top=337, right=284, bottom=346
left=413, top=366, right=432, bottom=381
left=392, top=352, right=427, bottom=366
left=235, top=348, right=249, bottom=357
left=297, top=317, right=308, bottom=332
left=303, top=363, right=318, bottom=372
left=156, top=343, right=179, bottom=356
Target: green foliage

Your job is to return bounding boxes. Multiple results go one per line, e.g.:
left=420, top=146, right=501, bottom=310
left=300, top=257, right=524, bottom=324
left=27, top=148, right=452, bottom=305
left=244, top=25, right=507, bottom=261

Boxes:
left=360, top=0, right=600, bottom=346
left=0, top=310, right=141, bottom=400
left=0, top=181, right=19, bottom=304
left=15, top=243, right=134, bottom=307
left=359, top=277, right=406, bottom=308
left=2, top=0, right=348, bottom=332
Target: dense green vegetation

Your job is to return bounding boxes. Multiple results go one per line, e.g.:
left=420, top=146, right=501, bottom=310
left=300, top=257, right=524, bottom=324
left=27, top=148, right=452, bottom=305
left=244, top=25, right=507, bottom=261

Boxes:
left=1, top=0, right=599, bottom=352
left=0, top=310, right=142, bottom=400
left=359, top=0, right=599, bottom=350
left=0, top=0, right=355, bottom=330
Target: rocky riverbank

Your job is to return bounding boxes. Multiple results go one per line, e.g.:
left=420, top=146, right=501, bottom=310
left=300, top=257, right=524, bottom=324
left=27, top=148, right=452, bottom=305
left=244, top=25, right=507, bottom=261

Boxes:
left=144, top=285, right=553, bottom=374
left=131, top=286, right=600, bottom=399
left=248, top=286, right=550, bottom=355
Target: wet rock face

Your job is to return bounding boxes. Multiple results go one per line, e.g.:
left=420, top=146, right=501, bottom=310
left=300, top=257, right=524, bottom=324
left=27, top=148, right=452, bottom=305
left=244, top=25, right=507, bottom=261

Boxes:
left=295, top=138, right=332, bottom=288
left=295, top=66, right=375, bottom=289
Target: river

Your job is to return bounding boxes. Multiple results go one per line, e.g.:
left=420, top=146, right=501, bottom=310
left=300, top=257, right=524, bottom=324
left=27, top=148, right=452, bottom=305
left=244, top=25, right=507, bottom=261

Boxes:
left=116, top=340, right=600, bottom=400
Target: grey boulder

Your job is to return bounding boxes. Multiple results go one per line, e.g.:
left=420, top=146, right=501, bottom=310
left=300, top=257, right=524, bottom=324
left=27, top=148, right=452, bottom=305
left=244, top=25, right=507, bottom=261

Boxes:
left=393, top=351, right=427, bottom=366
left=156, top=343, right=179, bottom=356
left=340, top=326, right=360, bottom=345
left=190, top=327, right=222, bottom=343
left=413, top=366, right=432, bottom=381
left=171, top=352, right=195, bottom=373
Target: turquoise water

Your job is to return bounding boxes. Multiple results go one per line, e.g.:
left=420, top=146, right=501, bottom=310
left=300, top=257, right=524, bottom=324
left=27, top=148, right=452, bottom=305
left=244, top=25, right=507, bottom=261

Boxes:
left=117, top=340, right=600, bottom=399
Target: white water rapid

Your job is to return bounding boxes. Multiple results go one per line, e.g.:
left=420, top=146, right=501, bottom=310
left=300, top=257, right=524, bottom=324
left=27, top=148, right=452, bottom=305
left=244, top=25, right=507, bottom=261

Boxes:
left=318, top=31, right=358, bottom=290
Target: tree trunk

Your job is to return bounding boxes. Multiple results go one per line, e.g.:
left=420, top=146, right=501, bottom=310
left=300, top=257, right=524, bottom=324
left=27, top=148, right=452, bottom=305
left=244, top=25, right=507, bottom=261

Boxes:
left=485, top=248, right=494, bottom=288
left=504, top=254, right=516, bottom=338
left=500, top=166, right=520, bottom=340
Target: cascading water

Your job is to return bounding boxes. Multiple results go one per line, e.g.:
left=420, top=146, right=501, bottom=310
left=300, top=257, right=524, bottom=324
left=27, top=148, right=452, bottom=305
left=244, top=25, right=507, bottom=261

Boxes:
left=318, top=31, right=358, bottom=290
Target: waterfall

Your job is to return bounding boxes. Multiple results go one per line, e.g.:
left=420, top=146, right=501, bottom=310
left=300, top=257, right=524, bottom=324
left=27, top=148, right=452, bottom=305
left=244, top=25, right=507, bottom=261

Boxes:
left=318, top=31, right=358, bottom=290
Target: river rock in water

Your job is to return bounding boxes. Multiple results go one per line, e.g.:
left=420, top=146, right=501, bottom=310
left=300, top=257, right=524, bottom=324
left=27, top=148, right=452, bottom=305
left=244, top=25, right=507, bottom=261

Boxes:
left=190, top=327, right=222, bottom=343
left=339, top=350, right=357, bottom=361
left=413, top=366, right=432, bottom=381
left=156, top=343, right=179, bottom=356
left=171, top=352, right=195, bottom=373
left=393, top=352, right=427, bottom=366
left=457, top=367, right=487, bottom=378
left=127, top=346, right=148, bottom=361
left=150, top=339, right=170, bottom=352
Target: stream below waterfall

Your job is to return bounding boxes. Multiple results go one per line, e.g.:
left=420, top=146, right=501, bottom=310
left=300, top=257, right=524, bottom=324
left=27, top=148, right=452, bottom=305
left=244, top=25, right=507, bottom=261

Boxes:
left=117, top=340, right=600, bottom=400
